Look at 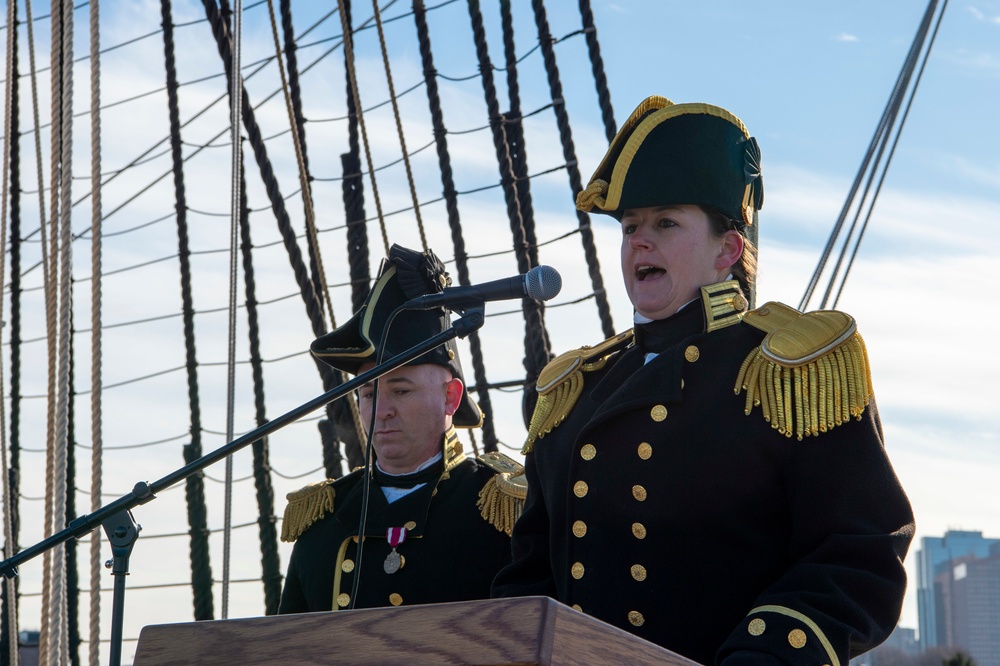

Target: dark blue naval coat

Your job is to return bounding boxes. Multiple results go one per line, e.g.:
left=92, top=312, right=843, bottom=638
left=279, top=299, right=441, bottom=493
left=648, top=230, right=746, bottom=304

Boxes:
left=279, top=430, right=512, bottom=613
left=492, top=285, right=914, bottom=666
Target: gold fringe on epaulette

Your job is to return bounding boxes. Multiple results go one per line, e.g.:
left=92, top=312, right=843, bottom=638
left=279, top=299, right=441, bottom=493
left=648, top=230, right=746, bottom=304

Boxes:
left=523, top=370, right=584, bottom=455
left=735, top=332, right=873, bottom=440
left=280, top=480, right=336, bottom=542
left=476, top=474, right=527, bottom=536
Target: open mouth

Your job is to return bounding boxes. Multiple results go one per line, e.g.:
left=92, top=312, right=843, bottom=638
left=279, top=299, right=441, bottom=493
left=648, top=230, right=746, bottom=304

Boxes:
left=636, top=265, right=665, bottom=281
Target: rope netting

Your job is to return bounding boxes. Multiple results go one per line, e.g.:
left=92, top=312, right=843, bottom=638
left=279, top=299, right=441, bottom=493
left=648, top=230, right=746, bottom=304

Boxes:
left=0, top=1, right=619, bottom=663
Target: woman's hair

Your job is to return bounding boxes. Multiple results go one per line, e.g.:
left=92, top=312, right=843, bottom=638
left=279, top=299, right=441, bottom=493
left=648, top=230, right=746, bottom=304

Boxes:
left=704, top=206, right=758, bottom=303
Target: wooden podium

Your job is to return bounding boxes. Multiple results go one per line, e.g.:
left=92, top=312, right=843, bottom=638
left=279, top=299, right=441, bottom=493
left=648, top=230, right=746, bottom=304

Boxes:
left=133, top=596, right=699, bottom=665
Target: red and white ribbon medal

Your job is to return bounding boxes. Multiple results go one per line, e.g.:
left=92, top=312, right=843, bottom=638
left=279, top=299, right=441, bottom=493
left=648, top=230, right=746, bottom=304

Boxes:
left=383, top=526, right=407, bottom=574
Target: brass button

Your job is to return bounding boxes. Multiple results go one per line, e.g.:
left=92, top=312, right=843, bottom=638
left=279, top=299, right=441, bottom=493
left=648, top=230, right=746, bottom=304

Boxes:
left=788, top=629, right=807, bottom=648
left=748, top=618, right=766, bottom=636
left=632, top=485, right=647, bottom=501
left=571, top=604, right=582, bottom=612
left=733, top=293, right=748, bottom=311
left=580, top=444, right=597, bottom=461
left=637, top=442, right=652, bottom=460
left=631, top=522, right=647, bottom=539
left=628, top=611, right=645, bottom=627
left=399, top=554, right=406, bottom=570
left=341, top=559, right=355, bottom=573
left=572, top=520, right=587, bottom=538
left=389, top=593, right=403, bottom=606
left=650, top=405, right=667, bottom=422
left=404, top=521, right=417, bottom=530
left=447, top=349, right=455, bottom=360
left=337, top=593, right=350, bottom=608
left=573, top=480, right=589, bottom=498
left=571, top=562, right=585, bottom=579
left=684, top=345, right=700, bottom=362
left=680, top=378, right=685, bottom=389
left=630, top=564, right=647, bottom=581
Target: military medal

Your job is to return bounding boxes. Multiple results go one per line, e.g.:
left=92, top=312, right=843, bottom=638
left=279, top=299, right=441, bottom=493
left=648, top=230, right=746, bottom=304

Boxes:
left=384, top=526, right=407, bottom=574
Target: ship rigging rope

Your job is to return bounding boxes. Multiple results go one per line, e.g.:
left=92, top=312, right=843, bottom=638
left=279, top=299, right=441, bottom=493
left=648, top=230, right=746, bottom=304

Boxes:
left=264, top=0, right=336, bottom=329
left=499, top=0, right=552, bottom=398
left=40, top=0, right=61, bottom=657
left=577, top=0, right=616, bottom=143
left=163, top=0, right=216, bottom=624
left=19, top=1, right=48, bottom=658
left=337, top=0, right=392, bottom=256
left=370, top=0, right=429, bottom=253
left=222, top=0, right=245, bottom=622
left=264, top=0, right=368, bottom=465
left=45, top=0, right=77, bottom=660
left=827, top=0, right=947, bottom=310
left=411, top=0, right=496, bottom=447
left=531, top=0, right=613, bottom=340
left=1, top=1, right=20, bottom=663
left=87, top=0, right=104, bottom=662
left=799, top=0, right=945, bottom=311
left=467, top=0, right=551, bottom=426
left=235, top=156, right=284, bottom=614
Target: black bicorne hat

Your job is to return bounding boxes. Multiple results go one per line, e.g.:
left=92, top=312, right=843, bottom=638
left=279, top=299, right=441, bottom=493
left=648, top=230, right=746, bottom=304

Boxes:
left=576, top=96, right=763, bottom=229
left=310, top=245, right=483, bottom=428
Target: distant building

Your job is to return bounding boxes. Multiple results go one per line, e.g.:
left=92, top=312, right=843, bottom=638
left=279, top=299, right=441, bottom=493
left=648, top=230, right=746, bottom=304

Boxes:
left=19, top=630, right=39, bottom=666
left=917, top=530, right=1000, bottom=666
left=950, top=544, right=1000, bottom=666
left=882, top=626, right=919, bottom=654
left=851, top=626, right=919, bottom=665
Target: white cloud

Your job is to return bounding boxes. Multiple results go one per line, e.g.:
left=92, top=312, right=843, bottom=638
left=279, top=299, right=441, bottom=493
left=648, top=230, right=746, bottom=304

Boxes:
left=967, top=6, right=1000, bottom=25
left=836, top=33, right=860, bottom=42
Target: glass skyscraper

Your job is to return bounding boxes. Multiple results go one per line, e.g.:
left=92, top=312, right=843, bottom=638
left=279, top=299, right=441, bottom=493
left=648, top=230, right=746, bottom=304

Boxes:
left=916, top=530, right=1000, bottom=654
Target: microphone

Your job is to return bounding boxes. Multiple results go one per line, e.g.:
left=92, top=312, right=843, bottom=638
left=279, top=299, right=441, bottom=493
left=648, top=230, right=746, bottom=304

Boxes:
left=402, top=265, right=562, bottom=310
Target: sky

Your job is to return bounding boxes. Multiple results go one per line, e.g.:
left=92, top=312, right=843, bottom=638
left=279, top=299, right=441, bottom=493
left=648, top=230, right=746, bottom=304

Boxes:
left=1, top=0, right=999, bottom=663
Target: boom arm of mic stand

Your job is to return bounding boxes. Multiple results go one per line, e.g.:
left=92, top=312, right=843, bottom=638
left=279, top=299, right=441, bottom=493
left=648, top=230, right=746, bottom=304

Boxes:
left=0, top=310, right=483, bottom=665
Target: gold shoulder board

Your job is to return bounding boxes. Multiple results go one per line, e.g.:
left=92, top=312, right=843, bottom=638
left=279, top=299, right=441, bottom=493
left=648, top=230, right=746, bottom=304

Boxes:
left=476, top=451, right=527, bottom=536
left=523, top=330, right=634, bottom=455
left=280, top=478, right=336, bottom=543
left=735, top=302, right=874, bottom=440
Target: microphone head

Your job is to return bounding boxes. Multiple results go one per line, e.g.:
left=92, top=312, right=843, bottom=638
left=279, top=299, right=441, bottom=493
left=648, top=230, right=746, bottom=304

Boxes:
left=525, top=265, right=562, bottom=302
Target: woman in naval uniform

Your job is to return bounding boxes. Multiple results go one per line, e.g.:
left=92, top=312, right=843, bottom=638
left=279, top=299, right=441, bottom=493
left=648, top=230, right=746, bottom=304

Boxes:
left=491, top=96, right=915, bottom=666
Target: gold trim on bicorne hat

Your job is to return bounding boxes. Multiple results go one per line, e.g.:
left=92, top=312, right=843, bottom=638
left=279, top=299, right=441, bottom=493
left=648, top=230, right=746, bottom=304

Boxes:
left=576, top=95, right=763, bottom=229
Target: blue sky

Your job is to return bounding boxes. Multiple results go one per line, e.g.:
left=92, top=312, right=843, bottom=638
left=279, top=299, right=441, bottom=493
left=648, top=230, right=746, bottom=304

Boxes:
left=2, top=0, right=999, bottom=661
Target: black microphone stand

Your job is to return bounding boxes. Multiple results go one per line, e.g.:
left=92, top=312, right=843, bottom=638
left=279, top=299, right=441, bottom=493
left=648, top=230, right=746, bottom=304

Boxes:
left=0, top=310, right=484, bottom=666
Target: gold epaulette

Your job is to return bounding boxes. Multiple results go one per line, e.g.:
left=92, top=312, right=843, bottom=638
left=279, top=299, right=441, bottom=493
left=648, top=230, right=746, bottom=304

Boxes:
left=475, top=452, right=527, bottom=536
left=523, top=330, right=634, bottom=455
left=280, top=478, right=336, bottom=542
left=734, top=301, right=874, bottom=440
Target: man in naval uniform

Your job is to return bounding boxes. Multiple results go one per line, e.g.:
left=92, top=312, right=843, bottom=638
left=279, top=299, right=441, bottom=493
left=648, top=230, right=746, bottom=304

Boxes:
left=278, top=245, right=524, bottom=613
left=491, top=96, right=915, bottom=665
